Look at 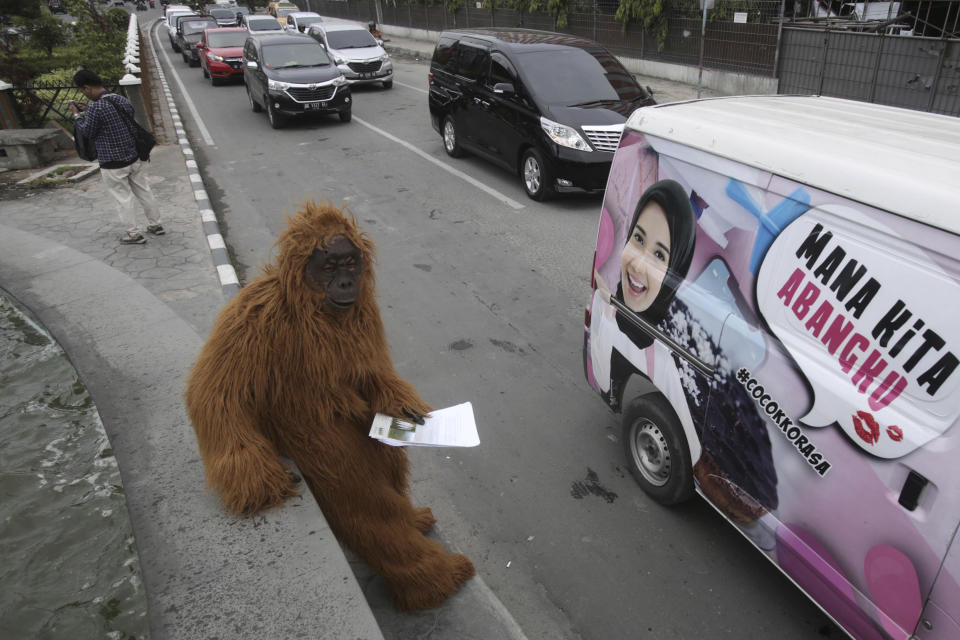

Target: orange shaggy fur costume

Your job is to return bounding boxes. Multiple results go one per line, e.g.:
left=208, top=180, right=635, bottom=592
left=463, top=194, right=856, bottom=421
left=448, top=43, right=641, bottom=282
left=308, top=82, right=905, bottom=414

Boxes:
left=184, top=202, right=475, bottom=610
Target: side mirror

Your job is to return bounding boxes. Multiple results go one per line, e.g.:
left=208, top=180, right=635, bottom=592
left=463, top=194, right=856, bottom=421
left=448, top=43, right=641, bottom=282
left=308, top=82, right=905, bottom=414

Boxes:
left=376, top=39, right=383, bottom=46
left=246, top=60, right=258, bottom=69
left=492, top=82, right=515, bottom=97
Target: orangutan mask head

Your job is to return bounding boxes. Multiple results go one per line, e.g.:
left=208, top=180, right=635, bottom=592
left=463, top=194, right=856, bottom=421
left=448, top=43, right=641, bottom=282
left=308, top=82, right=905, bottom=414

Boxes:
left=306, top=235, right=364, bottom=312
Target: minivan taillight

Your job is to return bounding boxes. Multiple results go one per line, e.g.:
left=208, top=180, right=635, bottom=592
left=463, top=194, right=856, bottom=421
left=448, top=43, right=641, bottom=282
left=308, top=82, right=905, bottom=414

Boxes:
left=428, top=71, right=433, bottom=85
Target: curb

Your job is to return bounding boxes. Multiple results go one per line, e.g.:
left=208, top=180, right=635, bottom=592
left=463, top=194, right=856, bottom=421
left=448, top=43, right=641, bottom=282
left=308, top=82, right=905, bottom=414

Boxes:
left=145, top=18, right=241, bottom=299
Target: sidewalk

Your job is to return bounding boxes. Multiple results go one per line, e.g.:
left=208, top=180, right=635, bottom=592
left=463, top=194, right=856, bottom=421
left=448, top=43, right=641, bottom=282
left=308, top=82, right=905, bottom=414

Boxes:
left=0, top=21, right=527, bottom=640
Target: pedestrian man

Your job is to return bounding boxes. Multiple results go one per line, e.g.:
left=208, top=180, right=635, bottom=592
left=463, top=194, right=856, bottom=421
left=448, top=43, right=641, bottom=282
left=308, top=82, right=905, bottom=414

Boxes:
left=70, top=69, right=164, bottom=245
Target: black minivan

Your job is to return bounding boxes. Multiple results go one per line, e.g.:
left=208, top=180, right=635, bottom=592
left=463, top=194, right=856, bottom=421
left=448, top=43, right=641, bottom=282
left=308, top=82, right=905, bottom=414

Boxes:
left=243, top=33, right=352, bottom=129
left=428, top=28, right=655, bottom=201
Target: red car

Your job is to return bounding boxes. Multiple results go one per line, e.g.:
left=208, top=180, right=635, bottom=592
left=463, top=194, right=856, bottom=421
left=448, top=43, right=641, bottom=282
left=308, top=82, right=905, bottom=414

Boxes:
left=198, top=27, right=248, bottom=86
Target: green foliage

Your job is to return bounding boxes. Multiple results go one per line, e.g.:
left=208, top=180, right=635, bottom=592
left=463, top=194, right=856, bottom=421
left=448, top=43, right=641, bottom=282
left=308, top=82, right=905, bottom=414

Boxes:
left=60, top=0, right=128, bottom=82
left=0, top=0, right=41, bottom=18
left=616, top=0, right=669, bottom=51
left=19, top=9, right=71, bottom=56
left=708, top=0, right=760, bottom=22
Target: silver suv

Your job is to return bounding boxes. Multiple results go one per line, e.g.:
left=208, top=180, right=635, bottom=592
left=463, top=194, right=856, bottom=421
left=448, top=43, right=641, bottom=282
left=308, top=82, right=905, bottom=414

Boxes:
left=304, top=22, right=392, bottom=89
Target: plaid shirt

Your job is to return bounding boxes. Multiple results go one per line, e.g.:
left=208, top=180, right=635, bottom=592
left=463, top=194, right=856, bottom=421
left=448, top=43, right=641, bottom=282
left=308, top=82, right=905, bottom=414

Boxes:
left=74, top=92, right=138, bottom=167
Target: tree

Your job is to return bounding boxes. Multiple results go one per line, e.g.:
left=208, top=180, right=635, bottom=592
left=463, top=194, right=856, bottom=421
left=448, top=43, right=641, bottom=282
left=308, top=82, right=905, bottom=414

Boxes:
left=616, top=0, right=670, bottom=51
left=21, top=10, right=70, bottom=56
left=0, top=0, right=41, bottom=19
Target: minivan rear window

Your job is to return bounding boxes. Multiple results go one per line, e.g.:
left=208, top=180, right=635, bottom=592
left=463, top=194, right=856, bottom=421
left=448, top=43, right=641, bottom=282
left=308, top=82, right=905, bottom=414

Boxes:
left=262, top=43, right=331, bottom=68
left=207, top=31, right=248, bottom=48
left=515, top=49, right=648, bottom=106
left=326, top=29, right=377, bottom=50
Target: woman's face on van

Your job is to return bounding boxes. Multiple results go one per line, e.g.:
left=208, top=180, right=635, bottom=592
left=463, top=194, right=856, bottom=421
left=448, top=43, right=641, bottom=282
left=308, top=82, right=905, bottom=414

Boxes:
left=621, top=200, right=671, bottom=313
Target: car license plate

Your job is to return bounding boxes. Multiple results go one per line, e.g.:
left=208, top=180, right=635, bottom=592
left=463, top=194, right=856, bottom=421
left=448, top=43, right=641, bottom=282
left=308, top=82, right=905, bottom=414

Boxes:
left=304, top=102, right=327, bottom=110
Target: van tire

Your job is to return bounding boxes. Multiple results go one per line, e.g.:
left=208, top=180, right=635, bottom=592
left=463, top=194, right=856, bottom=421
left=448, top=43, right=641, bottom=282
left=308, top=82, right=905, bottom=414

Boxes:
left=521, top=148, right=554, bottom=201
left=622, top=394, right=694, bottom=506
left=442, top=116, right=464, bottom=158
left=339, top=108, right=352, bottom=123
left=247, top=85, right=262, bottom=112
left=382, top=79, right=393, bottom=89
left=267, top=101, right=284, bottom=129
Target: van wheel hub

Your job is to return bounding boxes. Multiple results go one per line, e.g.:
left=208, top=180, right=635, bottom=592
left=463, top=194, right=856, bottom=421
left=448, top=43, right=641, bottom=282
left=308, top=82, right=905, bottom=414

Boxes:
left=443, top=121, right=456, bottom=152
left=629, top=419, right=671, bottom=487
left=523, top=156, right=542, bottom=194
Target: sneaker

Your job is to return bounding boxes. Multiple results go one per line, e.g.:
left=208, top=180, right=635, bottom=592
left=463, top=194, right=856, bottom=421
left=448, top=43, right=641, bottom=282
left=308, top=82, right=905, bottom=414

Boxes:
left=146, top=224, right=165, bottom=236
left=120, top=232, right=146, bottom=245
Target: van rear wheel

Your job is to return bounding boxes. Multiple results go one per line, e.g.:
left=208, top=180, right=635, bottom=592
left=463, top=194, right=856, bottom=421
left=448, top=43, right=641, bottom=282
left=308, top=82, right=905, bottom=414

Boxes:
left=247, top=85, right=262, bottom=112
left=521, top=148, right=554, bottom=201
left=622, top=394, right=694, bottom=506
left=442, top=116, right=464, bottom=158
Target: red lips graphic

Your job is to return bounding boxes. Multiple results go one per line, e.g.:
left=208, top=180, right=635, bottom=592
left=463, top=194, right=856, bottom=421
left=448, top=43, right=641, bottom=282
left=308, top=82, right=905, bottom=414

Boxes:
left=852, top=411, right=880, bottom=445
left=851, top=411, right=904, bottom=446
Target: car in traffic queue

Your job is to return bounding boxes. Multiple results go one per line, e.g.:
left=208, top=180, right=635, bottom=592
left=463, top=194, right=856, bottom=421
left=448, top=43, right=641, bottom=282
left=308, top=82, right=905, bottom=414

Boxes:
left=267, top=0, right=296, bottom=17
left=198, top=26, right=248, bottom=85
left=206, top=7, right=238, bottom=27
left=241, top=13, right=284, bottom=34
left=167, top=12, right=201, bottom=52
left=428, top=28, right=655, bottom=201
left=177, top=16, right=219, bottom=66
left=243, top=32, right=352, bottom=129
left=163, top=3, right=191, bottom=29
left=304, top=22, right=392, bottom=89
left=284, top=10, right=323, bottom=33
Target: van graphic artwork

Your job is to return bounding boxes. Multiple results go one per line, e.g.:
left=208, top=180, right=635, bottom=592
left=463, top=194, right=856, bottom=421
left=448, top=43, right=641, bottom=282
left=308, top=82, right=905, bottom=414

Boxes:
left=584, top=97, right=960, bottom=640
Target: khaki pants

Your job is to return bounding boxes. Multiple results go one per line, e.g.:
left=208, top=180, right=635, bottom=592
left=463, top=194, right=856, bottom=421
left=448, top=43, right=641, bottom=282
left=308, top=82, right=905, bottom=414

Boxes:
left=101, top=160, right=161, bottom=235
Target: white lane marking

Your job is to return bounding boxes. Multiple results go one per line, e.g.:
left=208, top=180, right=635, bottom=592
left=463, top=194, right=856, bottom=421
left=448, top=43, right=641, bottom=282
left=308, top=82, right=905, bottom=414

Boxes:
left=395, top=80, right=427, bottom=95
left=353, top=116, right=525, bottom=211
left=151, top=21, right=216, bottom=147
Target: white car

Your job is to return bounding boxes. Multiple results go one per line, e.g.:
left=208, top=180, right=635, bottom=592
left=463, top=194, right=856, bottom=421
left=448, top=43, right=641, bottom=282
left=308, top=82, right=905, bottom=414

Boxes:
left=284, top=11, right=323, bottom=34
left=304, top=23, right=392, bottom=89
left=241, top=14, right=284, bottom=34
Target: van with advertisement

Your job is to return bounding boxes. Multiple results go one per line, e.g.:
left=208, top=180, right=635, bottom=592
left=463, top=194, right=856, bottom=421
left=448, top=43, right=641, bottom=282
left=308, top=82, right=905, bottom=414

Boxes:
left=583, top=95, right=960, bottom=640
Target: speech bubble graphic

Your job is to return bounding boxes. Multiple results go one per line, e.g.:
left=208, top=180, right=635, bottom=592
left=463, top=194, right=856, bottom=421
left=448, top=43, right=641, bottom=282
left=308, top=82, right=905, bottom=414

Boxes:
left=756, top=204, right=960, bottom=458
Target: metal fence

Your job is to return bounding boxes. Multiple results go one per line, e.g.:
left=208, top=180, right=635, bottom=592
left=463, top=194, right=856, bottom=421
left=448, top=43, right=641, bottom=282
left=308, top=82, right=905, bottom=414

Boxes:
left=303, top=0, right=784, bottom=75
left=778, top=28, right=960, bottom=115
left=11, top=82, right=129, bottom=130
left=302, top=0, right=960, bottom=115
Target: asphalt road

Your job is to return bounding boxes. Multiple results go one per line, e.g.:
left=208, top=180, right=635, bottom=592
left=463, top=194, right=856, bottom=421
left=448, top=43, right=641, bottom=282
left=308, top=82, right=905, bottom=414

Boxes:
left=149, top=13, right=841, bottom=640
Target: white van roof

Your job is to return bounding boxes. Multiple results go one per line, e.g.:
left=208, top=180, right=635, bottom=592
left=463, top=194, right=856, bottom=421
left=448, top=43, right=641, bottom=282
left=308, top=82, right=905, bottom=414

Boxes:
left=626, top=95, right=960, bottom=235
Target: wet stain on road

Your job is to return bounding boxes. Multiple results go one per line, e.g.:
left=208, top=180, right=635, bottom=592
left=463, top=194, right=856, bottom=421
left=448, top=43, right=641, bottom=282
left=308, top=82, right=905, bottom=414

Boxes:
left=489, top=339, right=524, bottom=354
left=571, top=468, right=618, bottom=503
left=449, top=339, right=473, bottom=351
left=413, top=264, right=432, bottom=272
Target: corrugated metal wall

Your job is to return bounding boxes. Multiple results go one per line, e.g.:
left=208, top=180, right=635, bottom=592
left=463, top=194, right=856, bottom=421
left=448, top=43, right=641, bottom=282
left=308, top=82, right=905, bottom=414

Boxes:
left=779, top=28, right=960, bottom=115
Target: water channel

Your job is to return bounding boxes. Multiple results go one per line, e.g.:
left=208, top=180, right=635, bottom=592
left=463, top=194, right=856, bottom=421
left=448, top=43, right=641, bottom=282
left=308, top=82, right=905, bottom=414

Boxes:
left=0, top=290, right=148, bottom=639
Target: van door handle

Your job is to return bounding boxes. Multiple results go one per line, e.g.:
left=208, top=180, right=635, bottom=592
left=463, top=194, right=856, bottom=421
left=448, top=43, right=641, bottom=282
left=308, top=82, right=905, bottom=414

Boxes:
left=898, top=470, right=929, bottom=511
left=473, top=97, right=491, bottom=108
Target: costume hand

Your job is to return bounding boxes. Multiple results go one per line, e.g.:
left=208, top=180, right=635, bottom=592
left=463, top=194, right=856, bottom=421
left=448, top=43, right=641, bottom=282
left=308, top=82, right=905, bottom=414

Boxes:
left=402, top=408, right=426, bottom=425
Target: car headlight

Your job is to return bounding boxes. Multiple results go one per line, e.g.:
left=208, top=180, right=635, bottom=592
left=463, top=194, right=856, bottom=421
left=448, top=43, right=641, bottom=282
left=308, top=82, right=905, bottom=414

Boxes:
left=268, top=79, right=290, bottom=91
left=332, top=75, right=347, bottom=87
left=208, top=53, right=224, bottom=61
left=378, top=53, right=389, bottom=62
left=334, top=55, right=346, bottom=65
left=540, top=116, right=592, bottom=152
